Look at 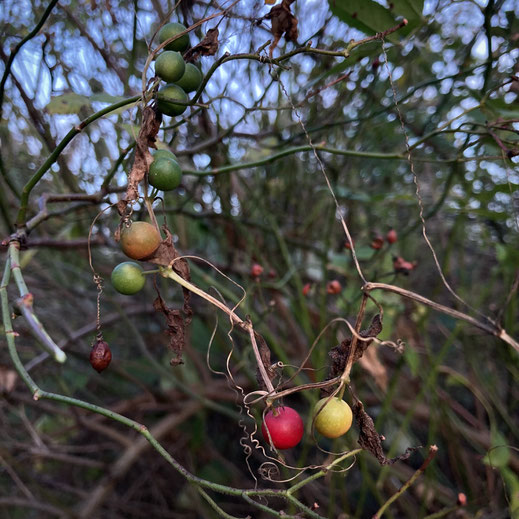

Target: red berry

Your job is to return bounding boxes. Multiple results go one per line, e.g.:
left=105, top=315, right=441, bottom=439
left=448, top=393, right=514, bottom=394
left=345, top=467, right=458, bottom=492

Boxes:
left=89, top=337, right=112, bottom=373
left=370, top=236, right=384, bottom=250
left=386, top=229, right=398, bottom=244
left=326, top=280, right=342, bottom=295
left=261, top=406, right=304, bottom=450
left=250, top=263, right=264, bottom=278
left=393, top=256, right=416, bottom=275
left=457, top=493, right=467, bottom=507
left=344, top=239, right=354, bottom=250
left=302, top=283, right=312, bottom=296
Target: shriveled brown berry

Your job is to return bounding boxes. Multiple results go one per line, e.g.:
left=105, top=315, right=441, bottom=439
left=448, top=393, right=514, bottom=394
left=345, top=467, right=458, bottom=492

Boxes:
left=90, top=338, right=112, bottom=373
left=370, top=236, right=384, bottom=250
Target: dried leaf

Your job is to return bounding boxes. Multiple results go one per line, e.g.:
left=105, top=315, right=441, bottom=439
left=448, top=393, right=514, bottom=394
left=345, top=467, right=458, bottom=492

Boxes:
left=153, top=292, right=186, bottom=366
left=148, top=227, right=193, bottom=326
left=0, top=365, right=17, bottom=393
left=322, top=314, right=382, bottom=396
left=184, top=28, right=219, bottom=63
left=264, top=0, right=298, bottom=57
left=253, top=328, right=276, bottom=391
left=353, top=401, right=420, bottom=465
left=117, top=106, right=162, bottom=215
left=358, top=346, right=388, bottom=391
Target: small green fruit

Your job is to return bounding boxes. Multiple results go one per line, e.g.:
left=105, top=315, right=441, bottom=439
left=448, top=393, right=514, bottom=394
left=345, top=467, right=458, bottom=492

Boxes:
left=157, top=83, right=188, bottom=117
left=176, top=63, right=203, bottom=93
left=158, top=22, right=189, bottom=52
left=153, top=149, right=178, bottom=162
left=313, top=397, right=353, bottom=439
left=111, top=262, right=146, bottom=295
left=155, top=51, right=185, bottom=83
left=149, top=158, right=182, bottom=191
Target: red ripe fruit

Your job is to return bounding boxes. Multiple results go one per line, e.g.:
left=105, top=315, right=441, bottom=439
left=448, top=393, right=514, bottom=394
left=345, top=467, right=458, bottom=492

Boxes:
left=393, top=256, right=416, bottom=275
left=90, top=337, right=112, bottom=373
left=326, top=280, right=342, bottom=294
left=250, top=263, right=264, bottom=278
left=386, top=229, right=398, bottom=244
left=302, top=283, right=312, bottom=296
left=457, top=493, right=467, bottom=507
left=344, top=239, right=354, bottom=250
left=261, top=406, right=304, bottom=450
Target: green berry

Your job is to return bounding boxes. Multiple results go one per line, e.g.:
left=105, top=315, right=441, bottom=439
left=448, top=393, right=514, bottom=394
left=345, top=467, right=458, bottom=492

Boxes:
left=155, top=51, right=185, bottom=83
left=111, top=262, right=146, bottom=295
left=149, top=158, right=182, bottom=191
left=176, top=63, right=203, bottom=93
left=156, top=83, right=189, bottom=117
left=158, top=22, right=190, bottom=52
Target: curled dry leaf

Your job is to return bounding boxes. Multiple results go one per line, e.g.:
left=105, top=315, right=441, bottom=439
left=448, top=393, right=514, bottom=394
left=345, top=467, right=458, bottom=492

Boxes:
left=263, top=0, right=298, bottom=57
left=252, top=328, right=276, bottom=391
left=353, top=400, right=420, bottom=465
left=147, top=226, right=193, bottom=326
left=184, top=28, right=219, bottom=63
left=153, top=291, right=186, bottom=366
left=117, top=106, right=162, bottom=217
left=322, top=314, right=383, bottom=397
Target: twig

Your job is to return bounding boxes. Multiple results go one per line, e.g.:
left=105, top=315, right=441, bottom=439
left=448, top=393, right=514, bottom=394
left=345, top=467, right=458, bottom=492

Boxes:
left=363, top=282, right=519, bottom=353
left=15, top=95, right=141, bottom=228
left=0, top=0, right=60, bottom=120
left=373, top=445, right=438, bottom=518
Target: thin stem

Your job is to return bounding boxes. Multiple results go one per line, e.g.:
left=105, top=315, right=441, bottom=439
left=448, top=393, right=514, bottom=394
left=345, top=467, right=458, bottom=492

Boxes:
left=373, top=445, right=438, bottom=518
left=0, top=0, right=60, bottom=119
left=15, top=95, right=141, bottom=227
left=363, top=282, right=519, bottom=353
left=160, top=265, right=276, bottom=395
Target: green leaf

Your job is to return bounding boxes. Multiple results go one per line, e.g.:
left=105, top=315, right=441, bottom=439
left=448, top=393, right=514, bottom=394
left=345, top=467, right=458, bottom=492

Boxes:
left=328, top=0, right=422, bottom=42
left=45, top=93, right=90, bottom=114
left=390, top=0, right=424, bottom=20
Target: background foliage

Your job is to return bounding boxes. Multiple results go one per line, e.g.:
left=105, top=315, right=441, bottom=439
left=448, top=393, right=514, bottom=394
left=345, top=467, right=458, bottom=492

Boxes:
left=1, top=0, right=518, bottom=517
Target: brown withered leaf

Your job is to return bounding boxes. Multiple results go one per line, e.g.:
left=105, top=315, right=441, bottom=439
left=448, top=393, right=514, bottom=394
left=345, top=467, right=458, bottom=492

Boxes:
left=184, top=28, right=219, bottom=63
left=358, top=346, right=388, bottom=391
left=117, top=106, right=162, bottom=216
left=251, top=325, right=276, bottom=391
left=264, top=0, right=298, bottom=57
left=148, top=226, right=192, bottom=325
left=353, top=400, right=420, bottom=465
left=321, top=314, right=382, bottom=397
left=0, top=365, right=17, bottom=393
left=153, top=292, right=185, bottom=366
